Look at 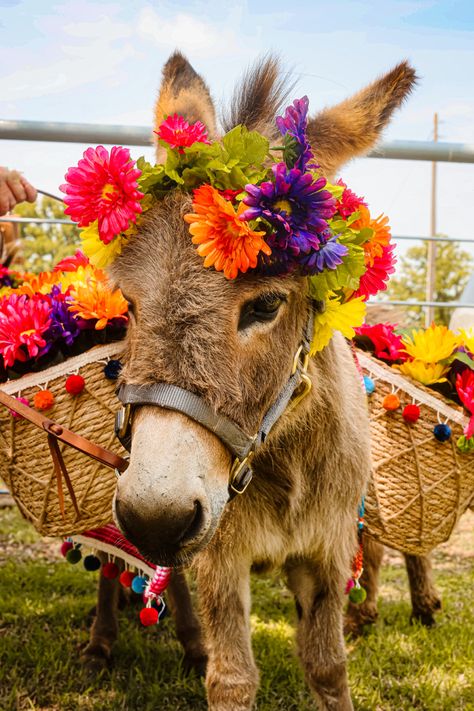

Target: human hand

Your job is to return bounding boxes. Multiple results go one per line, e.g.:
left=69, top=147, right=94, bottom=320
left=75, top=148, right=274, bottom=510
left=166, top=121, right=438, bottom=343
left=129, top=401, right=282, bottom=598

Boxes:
left=0, top=167, right=37, bottom=216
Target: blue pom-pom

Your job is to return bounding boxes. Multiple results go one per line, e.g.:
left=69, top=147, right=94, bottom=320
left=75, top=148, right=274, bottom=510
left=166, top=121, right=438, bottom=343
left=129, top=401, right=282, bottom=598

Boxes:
left=104, top=359, right=122, bottom=380
left=363, top=375, right=375, bottom=395
left=83, top=554, right=101, bottom=571
left=433, top=423, right=452, bottom=442
left=131, top=575, right=147, bottom=594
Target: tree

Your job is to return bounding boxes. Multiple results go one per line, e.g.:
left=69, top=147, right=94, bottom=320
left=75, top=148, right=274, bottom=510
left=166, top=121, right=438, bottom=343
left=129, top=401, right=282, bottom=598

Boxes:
left=387, top=238, right=473, bottom=326
left=12, top=197, right=80, bottom=273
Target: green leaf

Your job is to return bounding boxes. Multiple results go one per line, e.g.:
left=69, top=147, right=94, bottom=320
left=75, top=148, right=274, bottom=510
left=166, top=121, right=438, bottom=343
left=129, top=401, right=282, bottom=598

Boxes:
left=308, top=243, right=366, bottom=300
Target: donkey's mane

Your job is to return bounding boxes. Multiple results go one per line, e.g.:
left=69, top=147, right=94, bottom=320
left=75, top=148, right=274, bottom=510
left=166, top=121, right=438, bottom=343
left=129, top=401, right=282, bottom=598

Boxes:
left=221, top=55, right=296, bottom=134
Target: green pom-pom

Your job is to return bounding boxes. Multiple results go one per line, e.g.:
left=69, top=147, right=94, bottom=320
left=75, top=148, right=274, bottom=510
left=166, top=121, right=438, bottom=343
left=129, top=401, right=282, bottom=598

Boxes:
left=66, top=547, right=82, bottom=564
left=349, top=585, right=367, bottom=605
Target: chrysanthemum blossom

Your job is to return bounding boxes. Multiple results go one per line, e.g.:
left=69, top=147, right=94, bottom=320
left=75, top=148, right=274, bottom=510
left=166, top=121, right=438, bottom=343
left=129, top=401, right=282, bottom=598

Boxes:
left=456, top=369, right=474, bottom=438
left=275, top=96, right=313, bottom=171
left=352, top=243, right=396, bottom=300
left=0, top=293, right=51, bottom=367
left=54, top=250, right=90, bottom=273
left=184, top=184, right=270, bottom=280
left=60, top=145, right=144, bottom=245
left=335, top=179, right=367, bottom=218
left=310, top=294, right=366, bottom=354
left=155, top=114, right=210, bottom=153
left=355, top=322, right=408, bottom=362
left=352, top=205, right=391, bottom=266
left=402, top=323, right=459, bottom=363
left=68, top=278, right=128, bottom=330
left=398, top=359, right=449, bottom=385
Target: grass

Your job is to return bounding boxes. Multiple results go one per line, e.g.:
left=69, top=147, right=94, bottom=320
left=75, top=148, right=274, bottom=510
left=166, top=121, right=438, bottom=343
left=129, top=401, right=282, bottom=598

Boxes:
left=0, top=507, right=473, bottom=711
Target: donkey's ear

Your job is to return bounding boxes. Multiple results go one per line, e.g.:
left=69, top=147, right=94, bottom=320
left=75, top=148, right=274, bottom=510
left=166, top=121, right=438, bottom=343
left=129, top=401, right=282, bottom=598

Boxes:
left=308, top=61, right=417, bottom=177
left=154, top=51, right=217, bottom=157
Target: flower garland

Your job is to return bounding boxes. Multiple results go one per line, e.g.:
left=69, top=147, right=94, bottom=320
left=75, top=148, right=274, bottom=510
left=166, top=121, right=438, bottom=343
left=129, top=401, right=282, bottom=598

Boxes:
left=354, top=322, right=474, bottom=444
left=0, top=252, right=127, bottom=381
left=60, top=99, right=395, bottom=353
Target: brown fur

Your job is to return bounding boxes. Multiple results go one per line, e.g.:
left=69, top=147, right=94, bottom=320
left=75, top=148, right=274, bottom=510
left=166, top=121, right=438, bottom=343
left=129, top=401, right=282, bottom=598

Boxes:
left=106, top=54, right=417, bottom=710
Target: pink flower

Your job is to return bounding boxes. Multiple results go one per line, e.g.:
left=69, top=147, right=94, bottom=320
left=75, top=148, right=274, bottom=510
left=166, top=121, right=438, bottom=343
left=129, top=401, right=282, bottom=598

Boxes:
left=355, top=322, right=408, bottom=362
left=54, top=249, right=90, bottom=272
left=155, top=114, right=210, bottom=153
left=336, top=179, right=367, bottom=218
left=456, top=369, right=474, bottom=438
left=0, top=294, right=51, bottom=368
left=353, top=244, right=396, bottom=300
left=60, top=146, right=144, bottom=244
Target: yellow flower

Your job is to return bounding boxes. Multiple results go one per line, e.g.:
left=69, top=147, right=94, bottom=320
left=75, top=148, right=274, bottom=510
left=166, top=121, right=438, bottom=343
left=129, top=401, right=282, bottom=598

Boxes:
left=398, top=359, right=449, bottom=385
left=402, top=323, right=459, bottom=363
left=458, top=328, right=474, bottom=355
left=310, top=294, right=366, bottom=354
left=80, top=221, right=127, bottom=269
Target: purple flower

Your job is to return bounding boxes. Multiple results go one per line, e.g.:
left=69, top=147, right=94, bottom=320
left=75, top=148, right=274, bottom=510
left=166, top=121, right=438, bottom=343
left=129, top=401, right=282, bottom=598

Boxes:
left=299, top=234, right=348, bottom=275
left=46, top=286, right=80, bottom=347
left=276, top=96, right=314, bottom=171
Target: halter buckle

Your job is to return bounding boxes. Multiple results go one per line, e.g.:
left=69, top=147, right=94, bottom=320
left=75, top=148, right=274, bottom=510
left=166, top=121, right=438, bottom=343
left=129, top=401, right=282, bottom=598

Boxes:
left=292, top=344, right=310, bottom=375
left=229, top=451, right=255, bottom=495
left=115, top=404, right=132, bottom=449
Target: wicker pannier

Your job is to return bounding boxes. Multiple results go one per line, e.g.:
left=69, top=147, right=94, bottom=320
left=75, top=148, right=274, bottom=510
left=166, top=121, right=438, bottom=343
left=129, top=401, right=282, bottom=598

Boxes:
left=0, top=343, right=126, bottom=537
left=359, top=350, right=474, bottom=555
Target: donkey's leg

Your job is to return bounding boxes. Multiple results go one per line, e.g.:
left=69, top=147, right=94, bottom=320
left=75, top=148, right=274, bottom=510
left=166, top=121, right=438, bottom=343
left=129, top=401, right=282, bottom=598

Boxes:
left=285, top=558, right=353, bottom=711
left=196, top=554, right=258, bottom=711
left=344, top=534, right=384, bottom=637
left=404, top=553, right=441, bottom=627
left=166, top=568, right=207, bottom=675
left=81, top=554, right=123, bottom=671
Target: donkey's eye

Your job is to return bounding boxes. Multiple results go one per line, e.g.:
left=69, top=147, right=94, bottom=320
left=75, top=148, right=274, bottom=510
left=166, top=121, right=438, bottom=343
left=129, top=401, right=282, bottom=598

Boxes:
left=238, top=293, right=286, bottom=330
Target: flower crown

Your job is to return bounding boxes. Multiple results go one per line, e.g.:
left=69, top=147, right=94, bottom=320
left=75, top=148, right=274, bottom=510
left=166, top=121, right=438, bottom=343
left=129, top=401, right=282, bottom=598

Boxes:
left=60, top=97, right=395, bottom=353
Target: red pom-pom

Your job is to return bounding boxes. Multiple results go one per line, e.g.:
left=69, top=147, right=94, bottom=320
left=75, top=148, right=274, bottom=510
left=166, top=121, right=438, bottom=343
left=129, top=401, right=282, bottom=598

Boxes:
left=382, top=393, right=400, bottom=411
left=140, top=606, right=159, bottom=626
left=403, top=404, right=420, bottom=423
left=119, top=570, right=135, bottom=588
left=65, top=374, right=85, bottom=395
left=102, top=562, right=119, bottom=579
left=60, top=540, right=73, bottom=557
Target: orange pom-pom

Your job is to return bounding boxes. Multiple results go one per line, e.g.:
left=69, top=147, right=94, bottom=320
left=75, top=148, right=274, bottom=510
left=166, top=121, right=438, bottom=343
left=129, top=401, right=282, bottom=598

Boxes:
left=33, top=389, right=55, bottom=411
left=65, top=374, right=85, bottom=395
left=382, top=393, right=400, bottom=411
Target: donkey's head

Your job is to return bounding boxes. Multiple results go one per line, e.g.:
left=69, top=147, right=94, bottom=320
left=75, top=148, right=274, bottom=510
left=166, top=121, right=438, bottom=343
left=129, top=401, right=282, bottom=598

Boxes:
left=112, top=52, right=416, bottom=566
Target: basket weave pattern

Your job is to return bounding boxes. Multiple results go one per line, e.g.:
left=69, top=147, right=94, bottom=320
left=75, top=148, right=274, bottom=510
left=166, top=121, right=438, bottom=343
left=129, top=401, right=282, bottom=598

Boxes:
left=360, top=351, right=474, bottom=555
left=0, top=344, right=126, bottom=537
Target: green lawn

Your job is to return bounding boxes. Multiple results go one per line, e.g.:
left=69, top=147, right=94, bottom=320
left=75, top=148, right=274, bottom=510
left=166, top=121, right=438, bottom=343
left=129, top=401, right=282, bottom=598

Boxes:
left=0, top=506, right=473, bottom=711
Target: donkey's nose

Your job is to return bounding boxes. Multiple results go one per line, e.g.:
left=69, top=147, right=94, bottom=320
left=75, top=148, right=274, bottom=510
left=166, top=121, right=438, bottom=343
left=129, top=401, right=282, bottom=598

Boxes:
left=114, top=495, right=204, bottom=551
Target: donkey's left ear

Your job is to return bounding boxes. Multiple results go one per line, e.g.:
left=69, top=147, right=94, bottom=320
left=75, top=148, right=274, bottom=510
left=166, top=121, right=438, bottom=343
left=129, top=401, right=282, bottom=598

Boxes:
left=154, top=52, right=217, bottom=158
left=308, top=61, right=417, bottom=178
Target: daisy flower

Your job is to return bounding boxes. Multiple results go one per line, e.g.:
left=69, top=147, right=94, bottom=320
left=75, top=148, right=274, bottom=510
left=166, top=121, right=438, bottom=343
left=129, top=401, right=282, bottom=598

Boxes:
left=184, top=184, right=270, bottom=280
left=155, top=114, right=210, bottom=154
left=0, top=293, right=51, bottom=367
left=68, top=277, right=128, bottom=330
left=355, top=322, right=407, bottom=362
left=80, top=221, right=127, bottom=269
left=402, top=323, right=459, bottom=362
left=335, top=179, right=367, bottom=218
left=398, top=359, right=449, bottom=385
left=310, top=294, right=366, bottom=354
left=352, top=205, right=391, bottom=266
left=54, top=250, right=90, bottom=273
left=352, top=243, right=396, bottom=300
left=456, top=369, right=474, bottom=438
left=60, top=145, right=144, bottom=244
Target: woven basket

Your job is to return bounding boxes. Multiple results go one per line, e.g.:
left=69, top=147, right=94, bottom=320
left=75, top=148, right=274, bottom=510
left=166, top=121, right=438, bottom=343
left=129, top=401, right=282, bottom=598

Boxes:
left=360, top=350, right=474, bottom=555
left=0, top=343, right=126, bottom=537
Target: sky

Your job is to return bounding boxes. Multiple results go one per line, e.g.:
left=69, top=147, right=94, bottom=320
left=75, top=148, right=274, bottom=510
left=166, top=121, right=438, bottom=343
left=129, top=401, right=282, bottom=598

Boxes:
left=1, top=0, right=474, bottom=266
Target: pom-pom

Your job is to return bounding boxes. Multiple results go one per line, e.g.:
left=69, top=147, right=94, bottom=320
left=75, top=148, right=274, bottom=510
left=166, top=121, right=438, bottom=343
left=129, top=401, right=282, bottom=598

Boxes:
left=104, top=359, right=122, bottom=380
left=131, top=575, right=147, bottom=594
left=65, top=374, right=85, bottom=395
left=83, top=554, right=101, bottom=571
left=457, top=434, right=474, bottom=453
left=433, top=423, right=452, bottom=442
left=33, top=389, right=55, bottom=411
left=140, top=606, right=159, bottom=626
left=344, top=579, right=355, bottom=595
left=382, top=393, right=400, bottom=411
left=60, top=540, right=73, bottom=557
left=363, top=375, right=375, bottom=395
left=102, top=562, right=120, bottom=579
left=66, top=547, right=82, bottom=564
left=402, top=404, right=420, bottom=424
left=119, top=570, right=135, bottom=588
left=348, top=585, right=367, bottom=604
left=9, top=396, right=29, bottom=419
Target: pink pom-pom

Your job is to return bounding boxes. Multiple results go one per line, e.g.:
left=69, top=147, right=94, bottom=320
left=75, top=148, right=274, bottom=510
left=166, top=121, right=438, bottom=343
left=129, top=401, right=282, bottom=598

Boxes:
left=102, top=562, right=120, bottom=579
left=345, top=578, right=355, bottom=595
left=60, top=540, right=73, bottom=557
left=9, top=396, right=29, bottom=419
left=140, top=606, right=159, bottom=626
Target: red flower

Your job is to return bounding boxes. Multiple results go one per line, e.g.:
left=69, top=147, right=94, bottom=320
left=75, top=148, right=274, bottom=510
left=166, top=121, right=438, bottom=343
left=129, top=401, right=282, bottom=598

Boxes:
left=353, top=244, right=396, bottom=300
left=155, top=114, right=210, bottom=153
left=54, top=250, right=90, bottom=273
left=456, top=369, right=474, bottom=438
left=0, top=294, right=51, bottom=368
left=60, top=146, right=144, bottom=244
left=355, top=322, right=408, bottom=362
left=335, top=179, right=367, bottom=218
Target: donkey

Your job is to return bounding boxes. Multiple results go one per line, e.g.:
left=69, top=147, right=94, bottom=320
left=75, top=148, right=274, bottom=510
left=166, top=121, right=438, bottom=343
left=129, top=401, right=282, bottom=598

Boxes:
left=86, top=53, right=416, bottom=710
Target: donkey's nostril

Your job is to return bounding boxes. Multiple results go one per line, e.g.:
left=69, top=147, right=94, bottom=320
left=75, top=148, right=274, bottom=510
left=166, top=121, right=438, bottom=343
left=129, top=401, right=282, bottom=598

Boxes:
left=178, top=500, right=204, bottom=544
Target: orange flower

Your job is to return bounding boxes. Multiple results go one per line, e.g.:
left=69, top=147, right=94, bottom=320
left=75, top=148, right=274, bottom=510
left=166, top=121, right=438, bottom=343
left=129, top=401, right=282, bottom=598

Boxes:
left=352, top=205, right=391, bottom=266
left=17, top=271, right=61, bottom=296
left=68, top=278, right=128, bottom=330
left=184, top=184, right=270, bottom=280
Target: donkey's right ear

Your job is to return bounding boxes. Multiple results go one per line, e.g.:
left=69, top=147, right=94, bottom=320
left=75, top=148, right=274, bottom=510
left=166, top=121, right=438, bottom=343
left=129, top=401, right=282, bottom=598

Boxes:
left=154, top=52, right=217, bottom=159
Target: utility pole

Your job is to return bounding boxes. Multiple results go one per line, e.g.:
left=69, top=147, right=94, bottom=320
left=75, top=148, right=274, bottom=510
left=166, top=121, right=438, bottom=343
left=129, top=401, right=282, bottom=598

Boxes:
left=425, top=112, right=438, bottom=327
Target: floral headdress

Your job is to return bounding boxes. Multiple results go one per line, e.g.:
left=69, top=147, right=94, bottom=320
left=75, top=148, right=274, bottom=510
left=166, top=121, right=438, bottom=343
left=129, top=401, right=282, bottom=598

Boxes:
left=60, top=97, right=395, bottom=353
